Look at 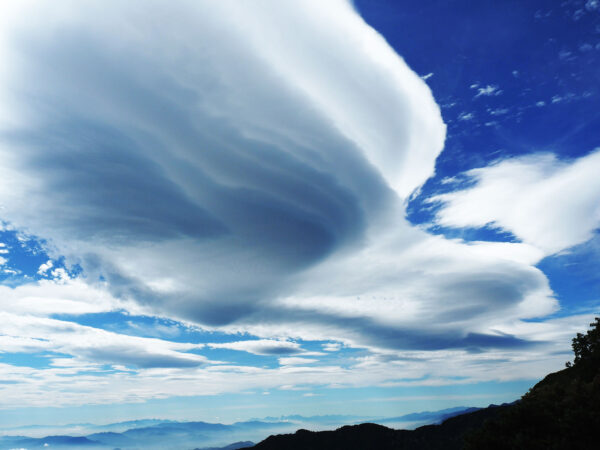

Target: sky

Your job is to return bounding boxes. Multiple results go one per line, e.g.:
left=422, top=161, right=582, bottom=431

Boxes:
left=0, top=0, right=599, bottom=429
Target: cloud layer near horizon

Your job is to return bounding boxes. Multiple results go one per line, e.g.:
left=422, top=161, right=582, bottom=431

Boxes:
left=0, top=0, right=599, bottom=408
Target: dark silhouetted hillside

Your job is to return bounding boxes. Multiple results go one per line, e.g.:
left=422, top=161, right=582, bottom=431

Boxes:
left=247, top=318, right=600, bottom=450
left=247, top=405, right=508, bottom=450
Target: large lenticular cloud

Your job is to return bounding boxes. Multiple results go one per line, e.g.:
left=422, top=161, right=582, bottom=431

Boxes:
left=0, top=0, right=563, bottom=359
left=0, top=0, right=444, bottom=319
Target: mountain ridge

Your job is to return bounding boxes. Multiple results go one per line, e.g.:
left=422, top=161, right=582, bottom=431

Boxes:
left=0, top=408, right=482, bottom=449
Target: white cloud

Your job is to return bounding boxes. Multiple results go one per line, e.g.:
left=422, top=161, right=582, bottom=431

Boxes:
left=474, top=84, right=501, bottom=98
left=0, top=278, right=126, bottom=316
left=490, top=108, right=509, bottom=116
left=37, top=260, right=53, bottom=275
left=458, top=112, right=475, bottom=121
left=322, top=342, right=342, bottom=352
left=0, top=312, right=209, bottom=369
left=50, top=267, right=70, bottom=283
left=208, top=340, right=303, bottom=356
left=279, top=357, right=318, bottom=366
left=558, top=50, right=574, bottom=61
left=586, top=0, right=600, bottom=11
left=430, top=150, right=600, bottom=255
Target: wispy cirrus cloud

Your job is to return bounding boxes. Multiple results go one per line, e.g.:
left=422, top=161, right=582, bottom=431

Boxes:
left=207, top=340, right=303, bottom=356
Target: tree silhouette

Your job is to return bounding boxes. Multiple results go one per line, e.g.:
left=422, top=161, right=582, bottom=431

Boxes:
left=567, top=317, right=600, bottom=369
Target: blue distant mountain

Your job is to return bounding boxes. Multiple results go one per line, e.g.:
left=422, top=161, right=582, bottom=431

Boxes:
left=8, top=435, right=101, bottom=447
left=91, top=418, right=176, bottom=431
left=0, top=409, right=480, bottom=449
left=260, top=414, right=366, bottom=424
left=0, top=419, right=289, bottom=449
left=377, top=406, right=481, bottom=424
left=85, top=431, right=137, bottom=447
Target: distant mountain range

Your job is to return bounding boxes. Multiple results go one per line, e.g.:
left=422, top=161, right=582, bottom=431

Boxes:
left=0, top=407, right=479, bottom=450
left=5, top=395, right=588, bottom=450
left=0, top=420, right=286, bottom=450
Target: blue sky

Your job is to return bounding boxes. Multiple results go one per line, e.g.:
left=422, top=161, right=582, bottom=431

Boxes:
left=0, top=0, right=599, bottom=430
